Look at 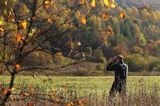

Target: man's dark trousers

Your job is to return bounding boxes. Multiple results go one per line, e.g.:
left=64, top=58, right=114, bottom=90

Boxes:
left=109, top=79, right=126, bottom=98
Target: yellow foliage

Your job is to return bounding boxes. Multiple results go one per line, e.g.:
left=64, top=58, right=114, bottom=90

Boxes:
left=43, top=0, right=51, bottom=10
left=0, top=27, right=4, bottom=32
left=65, top=102, right=74, bottom=106
left=80, top=0, right=85, bottom=5
left=110, top=3, right=116, bottom=8
left=102, top=13, right=110, bottom=21
left=80, top=16, right=86, bottom=25
left=119, top=11, right=126, bottom=19
left=91, top=0, right=96, bottom=7
left=8, top=11, right=15, bottom=22
left=20, top=20, right=27, bottom=30
left=0, top=20, right=3, bottom=25
left=0, top=17, right=4, bottom=25
left=55, top=52, right=63, bottom=56
left=103, top=0, right=110, bottom=6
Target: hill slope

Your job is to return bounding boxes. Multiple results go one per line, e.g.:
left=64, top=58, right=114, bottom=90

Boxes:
left=116, top=0, right=160, bottom=10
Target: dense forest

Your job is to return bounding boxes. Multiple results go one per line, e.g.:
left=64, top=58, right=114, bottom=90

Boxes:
left=0, top=0, right=160, bottom=75
left=117, top=0, right=160, bottom=10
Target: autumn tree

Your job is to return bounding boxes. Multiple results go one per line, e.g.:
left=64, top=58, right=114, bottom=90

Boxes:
left=0, top=0, right=82, bottom=105
left=0, top=0, right=120, bottom=105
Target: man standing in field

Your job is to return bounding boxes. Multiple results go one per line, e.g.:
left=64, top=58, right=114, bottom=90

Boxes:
left=106, top=55, right=128, bottom=99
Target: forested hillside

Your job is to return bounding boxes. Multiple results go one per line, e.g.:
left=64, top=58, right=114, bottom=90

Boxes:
left=0, top=0, right=160, bottom=75
left=49, top=0, right=160, bottom=73
left=117, top=0, right=160, bottom=10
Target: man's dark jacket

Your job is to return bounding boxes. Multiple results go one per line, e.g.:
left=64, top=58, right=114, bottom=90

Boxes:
left=106, top=61, right=128, bottom=81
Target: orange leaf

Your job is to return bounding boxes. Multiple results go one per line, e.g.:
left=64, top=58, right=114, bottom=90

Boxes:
left=80, top=16, right=86, bottom=25
left=106, top=29, right=112, bottom=35
left=43, top=0, right=50, bottom=10
left=119, top=11, right=126, bottom=19
left=20, top=20, right=27, bottom=30
left=15, top=64, right=21, bottom=70
left=15, top=33, right=22, bottom=43
left=65, top=102, right=74, bottom=106
left=2, top=89, right=10, bottom=96
left=102, top=13, right=110, bottom=21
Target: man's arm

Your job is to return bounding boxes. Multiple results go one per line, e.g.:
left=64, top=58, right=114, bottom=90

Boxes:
left=106, top=57, right=117, bottom=71
left=106, top=62, right=115, bottom=71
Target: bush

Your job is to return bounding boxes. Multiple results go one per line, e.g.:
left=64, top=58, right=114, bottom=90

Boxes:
left=149, top=60, right=160, bottom=71
left=22, top=51, right=53, bottom=67
left=131, top=46, right=143, bottom=54
left=125, top=54, right=160, bottom=72
left=84, top=47, right=92, bottom=57
left=53, top=52, right=72, bottom=65
left=125, top=54, right=149, bottom=72
left=53, top=52, right=65, bottom=65
left=91, top=48, right=107, bottom=64
left=96, top=64, right=105, bottom=71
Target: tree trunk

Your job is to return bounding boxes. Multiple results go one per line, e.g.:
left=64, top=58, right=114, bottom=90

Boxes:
left=1, top=74, right=15, bottom=106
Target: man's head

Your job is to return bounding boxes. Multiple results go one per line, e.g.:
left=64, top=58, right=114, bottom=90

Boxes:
left=117, top=55, right=123, bottom=61
left=114, top=55, right=123, bottom=63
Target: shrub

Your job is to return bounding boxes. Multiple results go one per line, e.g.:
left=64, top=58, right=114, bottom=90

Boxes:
left=74, top=69, right=89, bottom=76
left=149, top=60, right=160, bottom=71
left=84, top=47, right=92, bottom=57
left=53, top=52, right=72, bottom=65
left=53, top=52, right=65, bottom=65
left=125, top=54, right=149, bottom=72
left=96, top=64, right=105, bottom=71
left=131, top=46, right=143, bottom=54
left=91, top=48, right=107, bottom=64
left=22, top=51, right=53, bottom=67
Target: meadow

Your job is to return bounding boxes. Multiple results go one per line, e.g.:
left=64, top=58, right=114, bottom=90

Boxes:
left=1, top=76, right=160, bottom=106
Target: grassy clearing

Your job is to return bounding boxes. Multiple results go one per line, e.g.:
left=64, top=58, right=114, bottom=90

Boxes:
left=0, top=76, right=160, bottom=106
left=1, top=76, right=160, bottom=94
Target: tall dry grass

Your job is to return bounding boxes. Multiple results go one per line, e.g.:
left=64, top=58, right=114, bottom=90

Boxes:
left=4, top=82, right=160, bottom=106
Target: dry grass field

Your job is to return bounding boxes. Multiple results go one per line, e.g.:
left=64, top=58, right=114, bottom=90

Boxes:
left=0, top=76, right=160, bottom=106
